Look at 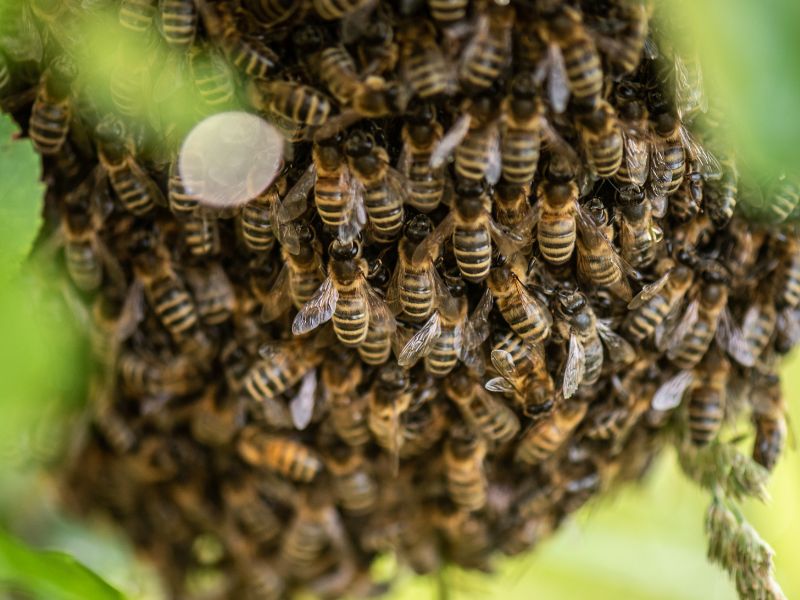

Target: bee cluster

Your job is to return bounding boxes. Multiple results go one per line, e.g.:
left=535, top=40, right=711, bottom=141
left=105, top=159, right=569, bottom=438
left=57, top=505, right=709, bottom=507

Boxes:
left=2, top=0, right=798, bottom=597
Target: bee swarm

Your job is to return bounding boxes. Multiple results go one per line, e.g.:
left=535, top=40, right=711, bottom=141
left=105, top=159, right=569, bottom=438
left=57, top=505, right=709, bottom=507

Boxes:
left=2, top=0, right=798, bottom=598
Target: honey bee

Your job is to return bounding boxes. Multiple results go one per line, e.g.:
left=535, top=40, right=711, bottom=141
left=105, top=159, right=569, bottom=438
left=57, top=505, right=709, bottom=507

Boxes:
left=359, top=257, right=394, bottom=365
left=180, top=209, right=220, bottom=257
left=623, top=261, right=695, bottom=344
left=705, top=155, right=737, bottom=227
left=222, top=478, right=280, bottom=545
left=427, top=0, right=467, bottom=23
left=398, top=20, right=453, bottom=99
left=616, top=185, right=663, bottom=269
left=766, top=176, right=800, bottom=225
left=414, top=179, right=523, bottom=283
left=119, top=0, right=157, bottom=33
left=515, top=401, right=588, bottom=465
left=774, top=235, right=800, bottom=310
left=673, top=52, right=707, bottom=122
left=398, top=276, right=492, bottom=377
left=670, top=159, right=704, bottom=223
left=648, top=111, right=686, bottom=198
left=90, top=373, right=137, bottom=455
left=486, top=257, right=552, bottom=346
left=367, top=364, right=412, bottom=463
left=260, top=224, right=326, bottom=322
left=538, top=5, right=603, bottom=111
left=249, top=80, right=332, bottom=127
left=159, top=0, right=197, bottom=47
left=576, top=197, right=635, bottom=302
left=444, top=427, right=488, bottom=512
left=613, top=83, right=650, bottom=188
left=293, top=239, right=396, bottom=347
left=0, top=52, right=12, bottom=96
left=88, top=285, right=144, bottom=373
left=198, top=0, right=278, bottom=78
left=318, top=45, right=361, bottom=105
left=398, top=104, right=447, bottom=213
left=344, top=131, right=407, bottom=244
left=430, top=94, right=501, bottom=185
left=493, top=182, right=534, bottom=247
left=399, top=397, right=448, bottom=459
left=431, top=500, right=492, bottom=571
left=237, top=426, right=324, bottom=482
left=323, top=357, right=370, bottom=446
left=486, top=336, right=555, bottom=417
left=575, top=99, right=623, bottom=179
left=556, top=291, right=604, bottom=399
left=458, top=2, right=514, bottom=92
left=727, top=295, right=777, bottom=368
left=242, top=341, right=321, bottom=406
left=30, top=56, right=75, bottom=156
left=686, top=354, right=729, bottom=446
left=238, top=174, right=292, bottom=255
left=186, top=263, right=236, bottom=326
left=243, top=0, right=299, bottom=28
left=312, top=0, right=375, bottom=20
left=751, top=369, right=787, bottom=471
left=444, top=369, right=520, bottom=444
left=167, top=159, right=201, bottom=216
left=189, top=44, right=236, bottom=107
left=326, top=444, right=379, bottom=515
left=96, top=117, right=164, bottom=216
left=118, top=346, right=204, bottom=398
left=594, top=1, right=650, bottom=78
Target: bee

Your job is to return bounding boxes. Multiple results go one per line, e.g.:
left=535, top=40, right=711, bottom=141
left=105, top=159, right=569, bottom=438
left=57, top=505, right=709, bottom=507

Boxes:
left=614, top=83, right=650, bottom=188
left=774, top=235, right=800, bottom=310
left=427, top=0, right=467, bottom=23
left=159, top=0, right=197, bottom=47
left=118, top=346, right=204, bottom=398
left=444, top=427, right=488, bottom=512
left=444, top=370, right=520, bottom=444
left=515, top=401, right=588, bottom=465
left=458, top=2, right=514, bottom=92
left=359, top=257, right=394, bottom=365
left=557, top=291, right=604, bottom=399
left=326, top=444, right=379, bottom=515
left=432, top=500, right=492, bottom=571
left=90, top=373, right=137, bottom=455
left=666, top=269, right=729, bottom=369
left=727, top=295, right=777, bottom=368
left=318, top=45, right=361, bottom=105
left=243, top=0, right=298, bottom=28
left=649, top=111, right=686, bottom=197
left=766, top=176, right=800, bottom=225
left=486, top=334, right=555, bottom=417
left=237, top=427, right=324, bottom=482
left=29, top=56, right=75, bottom=156
left=623, top=262, right=695, bottom=344
left=180, top=210, right=220, bottom=257
left=575, top=99, right=624, bottom=179
left=344, top=131, right=407, bottom=244
left=249, top=80, right=332, bottom=126
left=367, top=364, right=412, bottom=463
left=616, top=185, right=663, bottom=269
left=189, top=44, right=236, bottom=107
left=167, top=159, right=202, bottom=216
left=576, top=198, right=635, bottom=302
left=241, top=563, right=286, bottom=600
left=186, top=263, right=236, bottom=326
left=701, top=154, right=736, bottom=227
left=751, top=370, right=787, bottom=471
left=687, top=354, right=730, bottom=446
left=398, top=104, right=447, bottom=213
left=238, top=180, right=283, bottom=255
left=242, top=341, right=320, bottom=406
left=430, top=95, right=501, bottom=184
left=312, top=0, right=374, bottom=20
left=414, top=179, right=523, bottom=283
left=88, top=285, right=144, bottom=373
left=399, top=397, right=448, bottom=459
left=670, top=159, right=704, bottom=223
left=293, top=239, right=395, bottom=347
left=539, top=5, right=603, bottom=111
left=673, top=52, right=707, bottom=122
left=198, top=0, right=278, bottom=78
left=260, top=225, right=326, bottom=322
left=323, top=357, right=370, bottom=446
left=397, top=20, right=453, bottom=99
left=222, top=478, right=280, bottom=545
left=595, top=1, right=650, bottom=78
left=96, top=118, right=164, bottom=216
left=398, top=274, right=492, bottom=376
left=493, top=182, right=534, bottom=249
left=119, top=0, right=157, bottom=32
left=486, top=257, right=552, bottom=346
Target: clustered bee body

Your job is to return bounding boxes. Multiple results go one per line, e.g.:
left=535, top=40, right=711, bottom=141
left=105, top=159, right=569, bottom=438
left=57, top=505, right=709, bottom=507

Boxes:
left=6, top=0, right=797, bottom=597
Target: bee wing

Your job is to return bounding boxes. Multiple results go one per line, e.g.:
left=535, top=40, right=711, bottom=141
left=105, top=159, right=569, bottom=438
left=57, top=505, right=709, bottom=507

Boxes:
left=665, top=298, right=701, bottom=357
left=679, top=126, right=721, bottom=180
left=398, top=312, right=441, bottom=367
left=514, top=277, right=553, bottom=328
left=458, top=14, right=489, bottom=75
left=464, top=288, right=494, bottom=349
left=292, top=276, right=338, bottom=335
left=490, top=349, right=521, bottom=386
left=290, top=369, right=317, bottom=431
left=575, top=201, right=638, bottom=284
left=628, top=271, right=671, bottom=310
left=282, top=164, right=315, bottom=219
left=486, top=124, right=502, bottom=185
left=261, top=265, right=293, bottom=323
left=726, top=304, right=764, bottom=367
left=385, top=261, right=403, bottom=315
left=545, top=43, right=570, bottom=114
left=489, top=217, right=526, bottom=260
left=651, top=370, right=695, bottom=411
left=541, top=119, right=581, bottom=167
left=485, top=377, right=516, bottom=394
left=391, top=321, right=414, bottom=359
left=430, top=113, right=471, bottom=169
left=432, top=266, right=460, bottom=321
left=777, top=307, right=800, bottom=348
left=650, top=192, right=668, bottom=219
left=365, top=280, right=397, bottom=333
left=385, top=165, right=411, bottom=206
left=648, top=139, right=671, bottom=198
left=562, top=333, right=585, bottom=399
left=413, top=212, right=455, bottom=265
left=655, top=297, right=687, bottom=353
left=397, top=146, right=411, bottom=178
left=623, top=128, right=650, bottom=186
left=340, top=173, right=367, bottom=243
left=597, top=319, right=636, bottom=365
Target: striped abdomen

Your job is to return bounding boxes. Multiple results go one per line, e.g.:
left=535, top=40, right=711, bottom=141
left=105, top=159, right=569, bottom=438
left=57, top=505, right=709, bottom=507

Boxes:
left=147, top=275, right=198, bottom=341
left=741, top=305, right=777, bottom=363
left=312, top=0, right=369, bottom=20
left=282, top=518, right=327, bottom=573
left=461, top=394, right=520, bottom=444
left=243, top=358, right=308, bottom=402
left=333, top=281, right=368, bottom=346
left=332, top=469, right=378, bottom=514
left=196, top=292, right=233, bottom=326
left=407, top=149, right=445, bottom=212
left=358, top=323, right=392, bottom=365
left=459, top=27, right=507, bottom=91
left=501, top=123, right=541, bottom=185
left=107, top=159, right=156, bottom=216
left=576, top=237, right=622, bottom=288
left=538, top=210, right=576, bottom=265
left=160, top=0, right=197, bottom=47
left=119, top=0, right=156, bottom=32
left=231, top=498, right=280, bottom=544
left=0, top=54, right=10, bottom=94
left=777, top=254, right=800, bottom=309
left=65, top=240, right=101, bottom=292
left=263, top=438, right=323, bottom=482
left=403, top=43, right=449, bottom=98
left=586, top=128, right=623, bottom=178
left=319, top=46, right=359, bottom=103
left=399, top=261, right=434, bottom=321
left=29, top=90, right=69, bottom=155
left=516, top=421, right=563, bottom=464
left=168, top=170, right=201, bottom=215
left=289, top=264, right=324, bottom=310
left=270, top=83, right=330, bottom=126
left=454, top=222, right=491, bottom=282
left=496, top=291, right=550, bottom=345
left=425, top=323, right=459, bottom=376
left=581, top=334, right=603, bottom=385
left=364, top=182, right=404, bottom=243
left=455, top=128, right=492, bottom=180
left=240, top=200, right=275, bottom=253
left=445, top=440, right=486, bottom=511
left=314, top=168, right=349, bottom=227
left=669, top=315, right=717, bottom=369
left=427, top=0, right=467, bottom=22
left=182, top=213, right=219, bottom=256
left=658, top=140, right=685, bottom=195
left=687, top=388, right=724, bottom=446
left=770, top=180, right=800, bottom=223
left=562, top=38, right=603, bottom=105
left=330, top=397, right=370, bottom=445
left=226, top=36, right=276, bottom=78
left=624, top=293, right=671, bottom=342
left=191, top=50, right=234, bottom=106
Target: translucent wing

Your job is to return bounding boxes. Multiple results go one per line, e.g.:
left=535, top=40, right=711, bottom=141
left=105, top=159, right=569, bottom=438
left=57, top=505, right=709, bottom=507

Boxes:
left=679, top=126, right=721, bottom=180
left=665, top=298, right=700, bottom=357
left=430, top=113, right=471, bottom=168
left=651, top=370, right=695, bottom=411
left=726, top=304, right=762, bottom=367
left=398, top=312, right=441, bottom=367
left=650, top=192, right=668, bottom=219
left=464, top=288, right=494, bottom=349
left=623, top=128, right=650, bottom=187
left=514, top=277, right=553, bottom=328
left=282, top=163, right=315, bottom=219
left=649, top=138, right=671, bottom=198
left=489, top=348, right=522, bottom=393
left=385, top=261, right=403, bottom=315
left=261, top=265, right=292, bottom=322
left=340, top=173, right=367, bottom=242
left=575, top=201, right=638, bottom=284
left=546, top=43, right=570, bottom=114
left=365, top=280, right=397, bottom=333
left=655, top=297, right=687, bottom=353
left=290, top=369, right=317, bottom=431
left=485, top=125, right=502, bottom=185
left=385, top=165, right=411, bottom=207
left=541, top=119, right=581, bottom=167
left=292, top=276, right=338, bottom=335
left=432, top=266, right=460, bottom=321
left=562, top=334, right=585, bottom=399
left=485, top=377, right=515, bottom=394
left=458, top=14, right=489, bottom=79
left=488, top=217, right=526, bottom=259
left=413, top=212, right=455, bottom=265
left=313, top=110, right=364, bottom=142
left=777, top=307, right=800, bottom=348
left=628, top=271, right=670, bottom=310
left=597, top=319, right=636, bottom=365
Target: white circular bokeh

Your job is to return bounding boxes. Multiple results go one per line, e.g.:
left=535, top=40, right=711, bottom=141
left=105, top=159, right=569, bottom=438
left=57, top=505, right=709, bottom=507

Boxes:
left=179, top=111, right=284, bottom=209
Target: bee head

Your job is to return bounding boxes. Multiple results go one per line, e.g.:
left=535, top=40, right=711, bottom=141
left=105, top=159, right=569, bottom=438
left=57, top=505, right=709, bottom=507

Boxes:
left=559, top=289, right=586, bottom=316
left=49, top=54, right=77, bottom=84
left=343, top=131, right=374, bottom=158
left=615, top=81, right=639, bottom=103
left=383, top=81, right=410, bottom=113
left=616, top=184, right=644, bottom=206
left=510, top=71, right=538, bottom=99
left=291, top=24, right=325, bottom=51
left=405, top=214, right=433, bottom=244
left=329, top=239, right=360, bottom=261
left=407, top=102, right=436, bottom=126
left=377, top=363, right=409, bottom=392
left=652, top=111, right=678, bottom=137
left=95, top=115, right=126, bottom=146
left=545, top=153, right=576, bottom=183
left=367, top=258, right=391, bottom=288
left=294, top=223, right=315, bottom=244
left=647, top=89, right=673, bottom=116
left=455, top=179, right=486, bottom=216
left=584, top=197, right=609, bottom=226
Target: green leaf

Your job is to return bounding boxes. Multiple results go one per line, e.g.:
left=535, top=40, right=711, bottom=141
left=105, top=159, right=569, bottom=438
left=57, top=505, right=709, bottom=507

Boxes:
left=0, top=528, right=125, bottom=600
left=0, top=113, right=45, bottom=280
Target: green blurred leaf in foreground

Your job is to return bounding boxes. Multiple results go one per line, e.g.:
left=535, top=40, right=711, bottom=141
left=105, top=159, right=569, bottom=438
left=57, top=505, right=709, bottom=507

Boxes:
left=0, top=528, right=125, bottom=600
left=0, top=113, right=45, bottom=281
